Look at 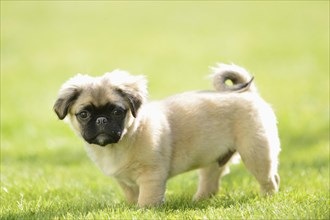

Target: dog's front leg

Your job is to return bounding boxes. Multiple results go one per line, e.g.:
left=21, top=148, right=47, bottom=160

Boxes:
left=137, top=172, right=167, bottom=207
left=117, top=180, right=139, bottom=205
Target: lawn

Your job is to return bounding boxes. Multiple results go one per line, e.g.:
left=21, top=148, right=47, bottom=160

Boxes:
left=1, top=1, right=329, bottom=219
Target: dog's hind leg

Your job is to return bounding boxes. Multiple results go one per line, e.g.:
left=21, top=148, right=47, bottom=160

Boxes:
left=193, top=162, right=231, bottom=201
left=237, top=136, right=280, bottom=195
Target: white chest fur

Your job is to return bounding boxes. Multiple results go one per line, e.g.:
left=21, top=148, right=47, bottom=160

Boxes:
left=84, top=143, right=129, bottom=178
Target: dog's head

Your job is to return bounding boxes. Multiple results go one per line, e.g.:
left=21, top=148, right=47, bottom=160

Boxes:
left=53, top=70, right=147, bottom=146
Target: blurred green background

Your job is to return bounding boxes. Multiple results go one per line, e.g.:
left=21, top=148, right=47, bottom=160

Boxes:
left=1, top=1, right=329, bottom=218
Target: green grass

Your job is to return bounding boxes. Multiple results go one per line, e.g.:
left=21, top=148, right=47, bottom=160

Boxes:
left=1, top=1, right=329, bottom=219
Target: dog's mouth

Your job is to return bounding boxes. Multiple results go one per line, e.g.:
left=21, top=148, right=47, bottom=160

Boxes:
left=87, top=133, right=121, bottom=147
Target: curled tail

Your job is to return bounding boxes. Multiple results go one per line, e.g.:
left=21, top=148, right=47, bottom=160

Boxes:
left=210, top=63, right=257, bottom=92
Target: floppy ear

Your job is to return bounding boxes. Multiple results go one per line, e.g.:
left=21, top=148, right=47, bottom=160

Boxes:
left=53, top=87, right=80, bottom=120
left=117, top=89, right=143, bottom=118
left=106, top=70, right=148, bottom=118
left=54, top=74, right=91, bottom=120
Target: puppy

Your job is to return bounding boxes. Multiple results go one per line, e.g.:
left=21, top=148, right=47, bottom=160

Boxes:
left=54, top=64, right=281, bottom=207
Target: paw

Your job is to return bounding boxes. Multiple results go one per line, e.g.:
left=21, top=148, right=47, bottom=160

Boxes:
left=193, top=192, right=215, bottom=202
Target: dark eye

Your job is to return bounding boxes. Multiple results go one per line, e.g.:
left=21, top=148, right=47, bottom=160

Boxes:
left=77, top=110, right=90, bottom=120
left=112, top=108, right=125, bottom=116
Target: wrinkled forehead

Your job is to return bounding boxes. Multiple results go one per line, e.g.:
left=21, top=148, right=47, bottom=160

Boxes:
left=72, top=86, right=127, bottom=113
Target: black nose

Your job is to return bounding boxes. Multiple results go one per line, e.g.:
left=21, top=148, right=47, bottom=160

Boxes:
left=96, top=117, right=108, bottom=125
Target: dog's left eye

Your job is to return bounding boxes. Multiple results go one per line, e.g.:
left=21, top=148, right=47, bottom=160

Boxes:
left=112, top=108, right=125, bottom=117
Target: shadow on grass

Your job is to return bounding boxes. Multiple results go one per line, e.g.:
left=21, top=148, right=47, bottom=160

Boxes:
left=157, top=191, right=258, bottom=211
left=1, top=201, right=123, bottom=220
left=1, top=192, right=259, bottom=219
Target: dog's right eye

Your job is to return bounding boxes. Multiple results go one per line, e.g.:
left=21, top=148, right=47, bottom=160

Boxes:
left=77, top=111, right=90, bottom=120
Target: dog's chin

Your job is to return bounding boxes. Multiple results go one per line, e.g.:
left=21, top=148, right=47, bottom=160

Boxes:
left=87, top=134, right=120, bottom=147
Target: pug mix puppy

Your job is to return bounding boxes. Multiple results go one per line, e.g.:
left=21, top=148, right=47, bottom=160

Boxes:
left=54, top=64, right=280, bottom=207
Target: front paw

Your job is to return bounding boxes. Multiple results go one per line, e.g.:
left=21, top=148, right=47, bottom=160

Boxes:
left=138, top=196, right=165, bottom=208
left=193, top=190, right=217, bottom=202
